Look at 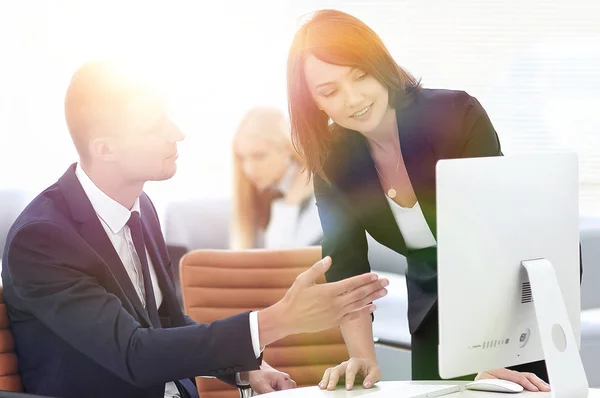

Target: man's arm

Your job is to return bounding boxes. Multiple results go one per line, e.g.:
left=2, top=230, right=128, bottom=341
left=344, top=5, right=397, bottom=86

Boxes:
left=6, top=222, right=261, bottom=388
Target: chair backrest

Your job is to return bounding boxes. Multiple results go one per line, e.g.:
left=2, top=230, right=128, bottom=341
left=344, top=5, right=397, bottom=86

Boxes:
left=0, top=288, right=23, bottom=392
left=179, top=247, right=349, bottom=398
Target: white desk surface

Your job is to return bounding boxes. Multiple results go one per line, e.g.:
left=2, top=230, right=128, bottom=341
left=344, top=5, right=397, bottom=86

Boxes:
left=260, top=381, right=600, bottom=398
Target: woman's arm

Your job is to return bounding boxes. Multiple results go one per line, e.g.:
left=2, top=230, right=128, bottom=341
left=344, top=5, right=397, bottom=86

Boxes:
left=313, top=175, right=371, bottom=283
left=313, top=174, right=383, bottom=389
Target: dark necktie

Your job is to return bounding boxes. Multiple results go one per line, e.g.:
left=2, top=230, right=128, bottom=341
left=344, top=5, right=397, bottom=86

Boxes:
left=127, top=211, right=161, bottom=328
left=127, top=211, right=199, bottom=398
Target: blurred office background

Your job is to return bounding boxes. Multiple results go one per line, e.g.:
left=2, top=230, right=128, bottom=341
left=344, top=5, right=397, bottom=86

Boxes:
left=1, top=0, right=599, bottom=218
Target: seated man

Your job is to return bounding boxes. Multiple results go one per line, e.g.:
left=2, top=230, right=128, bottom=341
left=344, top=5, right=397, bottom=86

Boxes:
left=0, top=61, right=389, bottom=398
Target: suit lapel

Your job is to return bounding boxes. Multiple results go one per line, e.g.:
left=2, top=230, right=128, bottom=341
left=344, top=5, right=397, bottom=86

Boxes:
left=397, top=100, right=438, bottom=237
left=139, top=198, right=185, bottom=327
left=79, top=221, right=153, bottom=326
left=337, top=132, right=407, bottom=254
left=58, top=165, right=152, bottom=326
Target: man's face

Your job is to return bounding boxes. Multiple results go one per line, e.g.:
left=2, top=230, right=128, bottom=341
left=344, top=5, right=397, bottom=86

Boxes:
left=103, top=92, right=184, bottom=183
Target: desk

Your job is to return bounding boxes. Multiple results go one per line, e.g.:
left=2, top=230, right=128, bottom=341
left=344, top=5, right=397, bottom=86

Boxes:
left=260, top=381, right=600, bottom=397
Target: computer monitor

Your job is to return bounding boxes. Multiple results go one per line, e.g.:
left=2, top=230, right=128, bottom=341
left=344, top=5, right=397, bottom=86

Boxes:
left=436, top=152, right=588, bottom=398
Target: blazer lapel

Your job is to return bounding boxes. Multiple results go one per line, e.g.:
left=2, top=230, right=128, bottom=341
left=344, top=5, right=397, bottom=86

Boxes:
left=58, top=165, right=152, bottom=327
left=397, top=100, right=438, bottom=237
left=337, top=132, right=407, bottom=254
left=139, top=200, right=185, bottom=327
left=79, top=221, right=153, bottom=327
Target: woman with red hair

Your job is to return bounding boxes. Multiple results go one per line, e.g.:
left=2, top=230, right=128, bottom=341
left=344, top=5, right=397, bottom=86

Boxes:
left=286, top=9, right=550, bottom=392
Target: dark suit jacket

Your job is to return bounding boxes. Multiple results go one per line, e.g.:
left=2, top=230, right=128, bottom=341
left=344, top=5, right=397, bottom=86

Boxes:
left=314, top=88, right=583, bottom=379
left=1, top=165, right=261, bottom=398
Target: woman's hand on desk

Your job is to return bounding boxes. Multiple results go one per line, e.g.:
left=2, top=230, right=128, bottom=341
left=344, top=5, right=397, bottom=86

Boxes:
left=318, top=358, right=381, bottom=391
left=476, top=368, right=551, bottom=392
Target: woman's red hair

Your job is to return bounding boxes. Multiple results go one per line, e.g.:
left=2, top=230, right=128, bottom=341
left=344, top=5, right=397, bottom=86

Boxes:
left=287, top=9, right=421, bottom=180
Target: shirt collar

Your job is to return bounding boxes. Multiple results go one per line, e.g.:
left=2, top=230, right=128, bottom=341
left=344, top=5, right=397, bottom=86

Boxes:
left=75, top=163, right=141, bottom=234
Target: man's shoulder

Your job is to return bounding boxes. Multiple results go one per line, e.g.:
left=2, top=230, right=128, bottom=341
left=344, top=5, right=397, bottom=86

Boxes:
left=8, top=182, right=73, bottom=242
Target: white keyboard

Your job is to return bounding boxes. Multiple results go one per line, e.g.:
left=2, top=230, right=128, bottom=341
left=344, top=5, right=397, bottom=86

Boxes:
left=361, top=383, right=460, bottom=398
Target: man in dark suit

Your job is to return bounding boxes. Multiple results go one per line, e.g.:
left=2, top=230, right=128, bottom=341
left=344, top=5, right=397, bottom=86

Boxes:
left=0, top=61, right=388, bottom=398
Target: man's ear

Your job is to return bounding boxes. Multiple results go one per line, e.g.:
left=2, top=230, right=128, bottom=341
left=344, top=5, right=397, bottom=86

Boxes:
left=89, top=136, right=117, bottom=162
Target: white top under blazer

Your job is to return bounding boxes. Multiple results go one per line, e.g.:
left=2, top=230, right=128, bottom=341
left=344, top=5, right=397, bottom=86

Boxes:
left=385, top=195, right=437, bottom=251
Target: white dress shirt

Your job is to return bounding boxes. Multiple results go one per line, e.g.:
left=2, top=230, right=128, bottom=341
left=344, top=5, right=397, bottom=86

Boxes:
left=75, top=164, right=261, bottom=398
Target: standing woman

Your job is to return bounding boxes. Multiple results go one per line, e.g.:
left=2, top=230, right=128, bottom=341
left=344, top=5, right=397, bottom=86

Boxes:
left=286, top=9, right=554, bottom=392
left=231, top=106, right=323, bottom=249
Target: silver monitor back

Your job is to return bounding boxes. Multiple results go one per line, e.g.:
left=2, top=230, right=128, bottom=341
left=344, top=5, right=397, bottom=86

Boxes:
left=436, top=153, right=581, bottom=383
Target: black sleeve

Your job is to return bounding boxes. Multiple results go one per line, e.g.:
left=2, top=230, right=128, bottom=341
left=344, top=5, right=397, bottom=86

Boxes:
left=313, top=174, right=371, bottom=283
left=314, top=175, right=375, bottom=320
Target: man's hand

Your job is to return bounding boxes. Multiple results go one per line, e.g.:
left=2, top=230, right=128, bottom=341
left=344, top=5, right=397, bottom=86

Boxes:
left=249, top=362, right=297, bottom=394
left=476, top=368, right=551, bottom=392
left=257, top=257, right=389, bottom=347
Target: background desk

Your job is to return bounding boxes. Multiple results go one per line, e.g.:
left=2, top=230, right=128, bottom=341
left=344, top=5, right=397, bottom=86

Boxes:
left=260, top=381, right=600, bottom=398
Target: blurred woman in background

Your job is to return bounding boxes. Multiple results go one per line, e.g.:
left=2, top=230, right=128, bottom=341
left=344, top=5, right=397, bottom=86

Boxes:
left=230, top=106, right=322, bottom=249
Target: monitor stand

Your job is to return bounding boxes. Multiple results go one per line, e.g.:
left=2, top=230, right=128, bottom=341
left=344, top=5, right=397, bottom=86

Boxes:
left=522, top=259, right=588, bottom=398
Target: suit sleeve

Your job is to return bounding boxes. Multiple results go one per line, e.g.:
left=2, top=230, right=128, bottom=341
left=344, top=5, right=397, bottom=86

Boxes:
left=5, top=222, right=261, bottom=388
left=313, top=174, right=371, bottom=283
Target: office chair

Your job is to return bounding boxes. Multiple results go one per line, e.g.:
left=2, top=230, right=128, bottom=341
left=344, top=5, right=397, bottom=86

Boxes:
left=0, top=288, right=23, bottom=393
left=179, top=246, right=349, bottom=398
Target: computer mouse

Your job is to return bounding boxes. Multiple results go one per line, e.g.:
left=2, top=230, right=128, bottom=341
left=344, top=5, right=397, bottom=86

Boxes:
left=465, top=379, right=524, bottom=393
